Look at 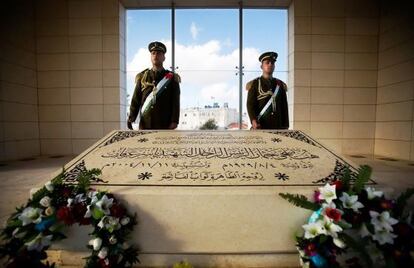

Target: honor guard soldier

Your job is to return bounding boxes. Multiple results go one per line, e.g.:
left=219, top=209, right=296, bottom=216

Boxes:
left=128, top=41, right=181, bottom=130
left=246, top=51, right=289, bottom=130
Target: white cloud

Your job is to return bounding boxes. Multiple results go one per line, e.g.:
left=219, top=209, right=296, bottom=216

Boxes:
left=126, top=39, right=263, bottom=109
left=200, top=82, right=238, bottom=103
left=190, top=22, right=200, bottom=40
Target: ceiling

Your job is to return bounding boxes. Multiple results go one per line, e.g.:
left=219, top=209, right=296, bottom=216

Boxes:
left=120, top=0, right=292, bottom=9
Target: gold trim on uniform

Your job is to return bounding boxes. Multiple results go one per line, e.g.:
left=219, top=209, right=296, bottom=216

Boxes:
left=257, top=78, right=273, bottom=101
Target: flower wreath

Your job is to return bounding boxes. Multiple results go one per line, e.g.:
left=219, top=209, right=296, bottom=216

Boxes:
left=0, top=168, right=139, bottom=268
left=280, top=165, right=414, bottom=268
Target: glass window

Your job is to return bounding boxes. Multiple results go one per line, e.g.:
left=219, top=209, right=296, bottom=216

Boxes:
left=242, top=9, right=288, bottom=129
left=126, top=10, right=171, bottom=128
left=175, top=9, right=239, bottom=130
left=126, top=8, right=287, bottom=130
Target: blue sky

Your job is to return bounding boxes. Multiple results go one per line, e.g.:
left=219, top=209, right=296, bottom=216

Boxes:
left=126, top=9, right=287, bottom=112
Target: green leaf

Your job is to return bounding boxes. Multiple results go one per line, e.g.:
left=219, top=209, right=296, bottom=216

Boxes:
left=30, top=187, right=50, bottom=204
left=76, top=169, right=102, bottom=192
left=384, top=254, right=397, bottom=268
left=319, top=235, right=328, bottom=244
left=77, top=173, right=91, bottom=192
left=394, top=188, right=414, bottom=217
left=341, top=232, right=373, bottom=268
left=341, top=167, right=352, bottom=191
left=92, top=208, right=104, bottom=220
left=279, top=193, right=320, bottom=211
left=353, top=165, right=372, bottom=194
left=337, top=219, right=352, bottom=229
left=173, top=261, right=194, bottom=268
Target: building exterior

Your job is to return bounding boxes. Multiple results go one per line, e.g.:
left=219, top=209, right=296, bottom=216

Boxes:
left=178, top=103, right=239, bottom=130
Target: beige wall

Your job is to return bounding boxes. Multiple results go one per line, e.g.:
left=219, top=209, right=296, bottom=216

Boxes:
left=289, top=0, right=380, bottom=156
left=0, top=0, right=40, bottom=161
left=375, top=0, right=414, bottom=160
left=35, top=0, right=127, bottom=156
left=1, top=0, right=413, bottom=161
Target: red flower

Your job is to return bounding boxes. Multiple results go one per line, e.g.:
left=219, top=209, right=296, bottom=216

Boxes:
left=56, top=206, right=75, bottom=225
left=331, top=180, right=343, bottom=191
left=110, top=203, right=126, bottom=218
left=79, top=217, right=91, bottom=225
left=60, top=187, right=72, bottom=198
left=72, top=203, right=87, bottom=222
left=325, top=208, right=342, bottom=222
left=394, top=222, right=413, bottom=242
left=380, top=199, right=393, bottom=210
left=98, top=258, right=111, bottom=268
left=165, top=73, right=174, bottom=79
left=304, top=243, right=317, bottom=256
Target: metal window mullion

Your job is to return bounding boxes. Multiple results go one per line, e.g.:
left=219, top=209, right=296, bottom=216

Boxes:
left=171, top=2, right=176, bottom=72
left=238, top=2, right=243, bottom=129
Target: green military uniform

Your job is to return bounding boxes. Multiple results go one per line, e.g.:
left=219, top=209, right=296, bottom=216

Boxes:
left=129, top=68, right=180, bottom=129
left=246, top=51, right=289, bottom=129
left=128, top=41, right=181, bottom=129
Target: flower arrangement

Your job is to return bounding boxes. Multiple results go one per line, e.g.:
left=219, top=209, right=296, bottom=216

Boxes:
left=280, top=165, right=414, bottom=268
left=0, top=168, right=139, bottom=268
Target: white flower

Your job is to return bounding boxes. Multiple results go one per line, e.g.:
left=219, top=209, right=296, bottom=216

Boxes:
left=365, top=187, right=383, bottom=200
left=333, top=237, right=346, bottom=248
left=89, top=237, right=102, bottom=251
left=302, top=220, right=327, bottom=239
left=98, top=247, right=108, bottom=259
left=97, top=216, right=121, bottom=233
left=12, top=228, right=26, bottom=239
left=84, top=195, right=99, bottom=218
left=372, top=230, right=397, bottom=245
left=45, top=181, right=54, bottom=192
left=370, top=211, right=398, bottom=232
left=45, top=207, right=55, bottom=216
left=67, top=198, right=74, bottom=207
left=18, top=207, right=43, bottom=226
left=39, top=196, right=51, bottom=207
left=318, top=183, right=337, bottom=203
left=95, top=195, right=113, bottom=215
left=339, top=192, right=364, bottom=212
left=120, top=217, right=130, bottom=225
left=25, top=234, right=53, bottom=251
left=74, top=193, right=86, bottom=203
left=359, top=223, right=371, bottom=238
left=109, top=235, right=117, bottom=244
left=87, top=190, right=98, bottom=199
left=323, top=218, right=343, bottom=238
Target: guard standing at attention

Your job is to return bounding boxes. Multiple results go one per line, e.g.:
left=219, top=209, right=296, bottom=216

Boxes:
left=128, top=41, right=181, bottom=130
left=246, top=51, right=289, bottom=129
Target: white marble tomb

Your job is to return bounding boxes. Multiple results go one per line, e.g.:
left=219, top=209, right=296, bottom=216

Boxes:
left=48, top=130, right=373, bottom=267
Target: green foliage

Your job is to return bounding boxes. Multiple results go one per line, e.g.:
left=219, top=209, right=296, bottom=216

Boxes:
left=341, top=166, right=352, bottom=190
left=199, top=118, right=218, bottom=130
left=173, top=260, right=193, bottom=268
left=341, top=233, right=373, bottom=268
left=76, top=168, right=101, bottom=192
left=353, top=165, right=372, bottom=194
left=0, top=166, right=139, bottom=268
left=394, top=188, right=414, bottom=217
left=279, top=193, right=320, bottom=211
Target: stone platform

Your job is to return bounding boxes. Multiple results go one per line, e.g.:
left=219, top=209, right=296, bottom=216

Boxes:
left=48, top=130, right=372, bottom=267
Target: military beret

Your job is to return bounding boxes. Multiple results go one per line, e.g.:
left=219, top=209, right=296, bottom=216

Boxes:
left=259, top=51, right=278, bottom=62
left=148, top=41, right=166, bottom=53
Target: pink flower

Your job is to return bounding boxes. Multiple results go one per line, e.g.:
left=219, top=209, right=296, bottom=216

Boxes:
left=314, top=190, right=321, bottom=202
